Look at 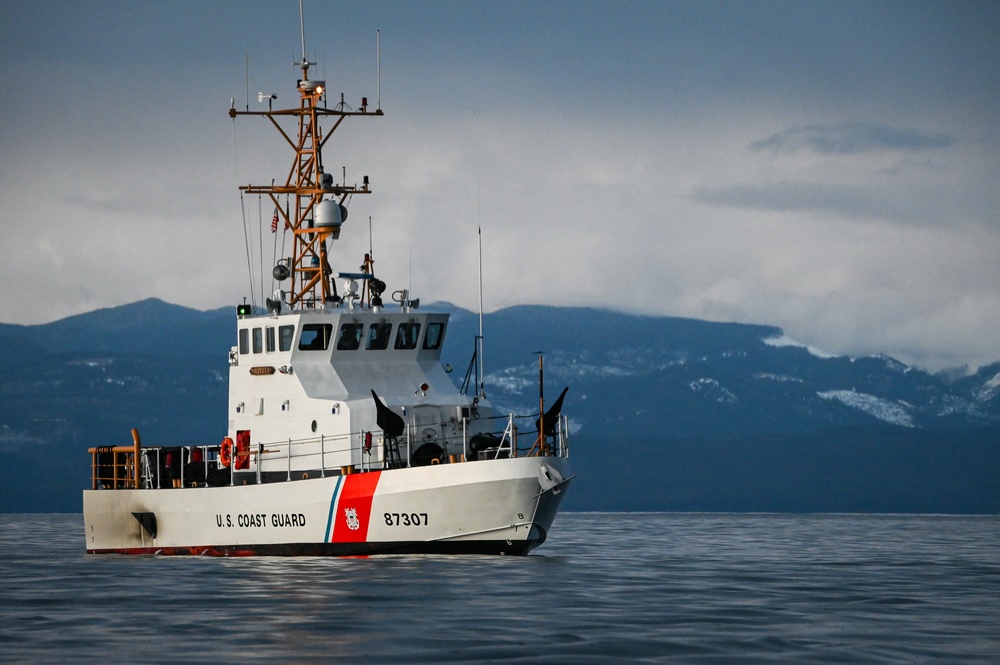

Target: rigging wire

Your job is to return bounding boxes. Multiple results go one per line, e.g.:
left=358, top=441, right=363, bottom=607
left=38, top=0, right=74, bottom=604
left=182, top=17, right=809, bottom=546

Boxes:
left=258, top=195, right=265, bottom=307
left=239, top=193, right=257, bottom=311
left=281, top=197, right=289, bottom=288
left=233, top=111, right=257, bottom=311
left=271, top=203, right=280, bottom=299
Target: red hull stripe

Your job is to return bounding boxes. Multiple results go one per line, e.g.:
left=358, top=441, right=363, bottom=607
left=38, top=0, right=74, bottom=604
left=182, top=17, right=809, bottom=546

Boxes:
left=331, top=471, right=382, bottom=543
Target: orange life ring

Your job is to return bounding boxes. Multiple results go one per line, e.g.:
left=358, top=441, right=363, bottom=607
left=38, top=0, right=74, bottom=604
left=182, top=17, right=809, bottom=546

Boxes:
left=220, top=436, right=234, bottom=468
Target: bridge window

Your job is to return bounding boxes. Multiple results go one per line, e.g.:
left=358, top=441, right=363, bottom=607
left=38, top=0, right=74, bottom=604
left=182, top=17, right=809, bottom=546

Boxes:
left=265, top=327, right=276, bottom=353
left=239, top=329, right=249, bottom=355
left=423, top=322, right=445, bottom=350
left=278, top=325, right=294, bottom=352
left=395, top=322, right=421, bottom=350
left=252, top=328, right=263, bottom=354
left=367, top=322, right=392, bottom=350
left=336, top=323, right=363, bottom=351
left=299, top=323, right=333, bottom=351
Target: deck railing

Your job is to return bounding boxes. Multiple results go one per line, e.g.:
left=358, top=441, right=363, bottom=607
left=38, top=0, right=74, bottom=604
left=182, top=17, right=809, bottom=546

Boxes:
left=88, top=429, right=141, bottom=489
left=88, top=413, right=569, bottom=490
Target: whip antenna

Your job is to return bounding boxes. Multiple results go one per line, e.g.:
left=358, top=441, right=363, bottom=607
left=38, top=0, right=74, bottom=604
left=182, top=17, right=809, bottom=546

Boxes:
left=299, top=0, right=307, bottom=63
left=478, top=226, right=485, bottom=398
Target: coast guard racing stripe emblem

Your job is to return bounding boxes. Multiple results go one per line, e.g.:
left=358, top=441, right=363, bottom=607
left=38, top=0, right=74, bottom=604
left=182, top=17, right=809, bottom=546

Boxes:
left=331, top=472, right=382, bottom=543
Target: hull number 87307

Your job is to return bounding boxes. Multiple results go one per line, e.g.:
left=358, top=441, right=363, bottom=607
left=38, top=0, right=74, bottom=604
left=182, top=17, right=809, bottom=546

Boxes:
left=385, top=512, right=428, bottom=526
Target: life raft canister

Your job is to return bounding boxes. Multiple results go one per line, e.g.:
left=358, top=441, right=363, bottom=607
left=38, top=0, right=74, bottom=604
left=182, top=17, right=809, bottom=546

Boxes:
left=220, top=436, right=234, bottom=468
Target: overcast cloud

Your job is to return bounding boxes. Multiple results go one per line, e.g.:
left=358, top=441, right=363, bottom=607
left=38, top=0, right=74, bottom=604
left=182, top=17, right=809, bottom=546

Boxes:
left=749, top=123, right=958, bottom=155
left=1, top=1, right=999, bottom=372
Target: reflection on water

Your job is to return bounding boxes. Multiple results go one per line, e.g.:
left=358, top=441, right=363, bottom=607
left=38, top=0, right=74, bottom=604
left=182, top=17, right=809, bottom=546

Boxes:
left=1, top=513, right=999, bottom=663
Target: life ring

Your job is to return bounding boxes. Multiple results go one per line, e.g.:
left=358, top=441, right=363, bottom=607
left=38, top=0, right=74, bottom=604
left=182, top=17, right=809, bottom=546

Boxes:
left=220, top=437, right=234, bottom=468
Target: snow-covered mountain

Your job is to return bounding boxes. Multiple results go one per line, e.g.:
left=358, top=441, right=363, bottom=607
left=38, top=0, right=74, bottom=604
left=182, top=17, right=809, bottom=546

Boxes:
left=437, top=304, right=1000, bottom=438
left=2, top=299, right=998, bottom=513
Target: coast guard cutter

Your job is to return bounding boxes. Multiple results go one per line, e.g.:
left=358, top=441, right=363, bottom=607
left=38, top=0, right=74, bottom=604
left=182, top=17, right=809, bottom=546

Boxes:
left=83, top=26, right=572, bottom=556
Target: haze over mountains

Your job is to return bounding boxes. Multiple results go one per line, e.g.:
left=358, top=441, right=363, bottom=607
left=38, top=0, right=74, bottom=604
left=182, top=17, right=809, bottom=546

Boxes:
left=1, top=299, right=998, bottom=513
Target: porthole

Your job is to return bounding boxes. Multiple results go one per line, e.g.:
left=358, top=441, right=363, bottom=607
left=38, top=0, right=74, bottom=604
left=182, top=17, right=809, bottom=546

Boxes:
left=311, top=420, right=317, bottom=433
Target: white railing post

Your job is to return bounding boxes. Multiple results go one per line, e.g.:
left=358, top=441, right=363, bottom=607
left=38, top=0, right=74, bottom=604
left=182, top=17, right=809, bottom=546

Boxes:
left=500, top=414, right=516, bottom=458
left=256, top=443, right=263, bottom=485
left=360, top=431, right=366, bottom=472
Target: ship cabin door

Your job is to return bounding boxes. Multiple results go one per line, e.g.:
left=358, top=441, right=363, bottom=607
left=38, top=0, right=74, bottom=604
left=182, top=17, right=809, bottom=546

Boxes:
left=236, top=430, right=251, bottom=470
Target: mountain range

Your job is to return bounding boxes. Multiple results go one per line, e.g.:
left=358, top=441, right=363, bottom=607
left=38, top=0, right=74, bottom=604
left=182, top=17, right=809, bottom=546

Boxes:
left=1, top=298, right=998, bottom=513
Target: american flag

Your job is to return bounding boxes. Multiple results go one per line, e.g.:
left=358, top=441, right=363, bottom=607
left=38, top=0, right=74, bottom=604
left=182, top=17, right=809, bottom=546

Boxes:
left=271, top=209, right=279, bottom=233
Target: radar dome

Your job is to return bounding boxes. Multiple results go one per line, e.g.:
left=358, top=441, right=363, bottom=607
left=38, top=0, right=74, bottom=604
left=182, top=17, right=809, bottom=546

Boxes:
left=316, top=200, right=348, bottom=239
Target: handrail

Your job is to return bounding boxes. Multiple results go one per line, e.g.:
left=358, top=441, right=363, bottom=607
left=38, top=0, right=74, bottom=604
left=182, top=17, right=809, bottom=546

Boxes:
left=493, top=414, right=517, bottom=459
left=87, top=413, right=569, bottom=491
left=88, top=428, right=141, bottom=489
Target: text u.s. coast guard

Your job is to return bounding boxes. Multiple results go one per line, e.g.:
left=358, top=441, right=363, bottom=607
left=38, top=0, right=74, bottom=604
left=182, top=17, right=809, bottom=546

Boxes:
left=216, top=513, right=306, bottom=528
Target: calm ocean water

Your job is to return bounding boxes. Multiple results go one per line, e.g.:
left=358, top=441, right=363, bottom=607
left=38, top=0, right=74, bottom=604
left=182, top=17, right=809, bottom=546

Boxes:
left=1, top=513, right=998, bottom=664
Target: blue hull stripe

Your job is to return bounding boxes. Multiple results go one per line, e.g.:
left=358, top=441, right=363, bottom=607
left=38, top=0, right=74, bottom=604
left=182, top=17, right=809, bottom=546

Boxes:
left=324, top=476, right=344, bottom=542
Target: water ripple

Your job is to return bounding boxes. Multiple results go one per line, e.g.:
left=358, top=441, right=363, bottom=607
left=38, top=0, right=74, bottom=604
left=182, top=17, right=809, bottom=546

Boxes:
left=1, top=513, right=998, bottom=663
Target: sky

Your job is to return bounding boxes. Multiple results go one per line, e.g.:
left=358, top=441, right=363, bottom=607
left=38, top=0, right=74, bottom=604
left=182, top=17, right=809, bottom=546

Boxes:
left=2, top=0, right=998, bottom=372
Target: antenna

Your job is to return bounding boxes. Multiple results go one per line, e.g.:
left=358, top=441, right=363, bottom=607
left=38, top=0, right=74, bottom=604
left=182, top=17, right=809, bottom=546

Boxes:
left=478, top=226, right=485, bottom=398
left=475, top=144, right=485, bottom=398
left=377, top=29, right=381, bottom=111
left=245, top=53, right=249, bottom=112
left=299, top=0, right=307, bottom=63
left=536, top=352, right=546, bottom=456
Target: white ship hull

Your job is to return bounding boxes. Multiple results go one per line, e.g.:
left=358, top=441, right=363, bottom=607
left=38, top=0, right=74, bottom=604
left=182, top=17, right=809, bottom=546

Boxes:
left=84, top=456, right=571, bottom=556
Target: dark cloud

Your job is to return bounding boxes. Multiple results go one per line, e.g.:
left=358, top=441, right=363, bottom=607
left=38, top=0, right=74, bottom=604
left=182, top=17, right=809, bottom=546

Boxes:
left=692, top=181, right=892, bottom=219
left=2, top=1, right=998, bottom=371
left=749, top=122, right=957, bottom=155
